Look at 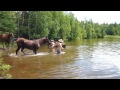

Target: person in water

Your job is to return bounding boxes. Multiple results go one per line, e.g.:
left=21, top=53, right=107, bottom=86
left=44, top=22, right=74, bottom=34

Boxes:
left=49, top=39, right=65, bottom=54
left=55, top=39, right=64, bottom=54
left=49, top=39, right=56, bottom=52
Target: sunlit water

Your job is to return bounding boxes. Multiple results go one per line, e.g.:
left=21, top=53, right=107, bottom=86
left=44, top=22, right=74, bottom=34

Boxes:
left=2, top=37, right=120, bottom=79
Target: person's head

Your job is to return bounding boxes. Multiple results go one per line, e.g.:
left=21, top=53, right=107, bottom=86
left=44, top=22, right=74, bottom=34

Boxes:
left=58, top=39, right=63, bottom=43
left=49, top=40, right=55, bottom=48
left=51, top=40, right=54, bottom=42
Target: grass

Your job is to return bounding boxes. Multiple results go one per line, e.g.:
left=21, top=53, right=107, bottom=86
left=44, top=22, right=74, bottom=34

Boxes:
left=0, top=52, right=12, bottom=79
left=104, top=35, right=120, bottom=38
left=0, top=43, right=2, bottom=47
left=0, top=42, right=17, bottom=48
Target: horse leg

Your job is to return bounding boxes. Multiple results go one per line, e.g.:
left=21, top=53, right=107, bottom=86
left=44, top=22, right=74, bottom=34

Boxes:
left=16, top=46, right=21, bottom=55
left=6, top=42, right=9, bottom=48
left=21, top=47, right=26, bottom=55
left=2, top=41, right=4, bottom=48
left=5, top=42, right=8, bottom=49
left=33, top=49, right=37, bottom=54
left=7, top=42, right=9, bottom=48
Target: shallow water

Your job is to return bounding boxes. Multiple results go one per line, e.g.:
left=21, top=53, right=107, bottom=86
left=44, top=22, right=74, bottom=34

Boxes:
left=3, top=37, right=120, bottom=79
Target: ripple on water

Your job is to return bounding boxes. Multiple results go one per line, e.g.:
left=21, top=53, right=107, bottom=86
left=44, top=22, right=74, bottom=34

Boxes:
left=9, top=52, right=49, bottom=57
left=4, top=39, right=120, bottom=79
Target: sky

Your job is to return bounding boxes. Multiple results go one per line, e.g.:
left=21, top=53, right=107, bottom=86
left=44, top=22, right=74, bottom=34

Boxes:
left=71, top=11, right=120, bottom=24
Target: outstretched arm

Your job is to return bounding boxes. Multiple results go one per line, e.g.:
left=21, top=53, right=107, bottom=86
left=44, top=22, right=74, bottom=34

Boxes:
left=60, top=43, right=64, bottom=50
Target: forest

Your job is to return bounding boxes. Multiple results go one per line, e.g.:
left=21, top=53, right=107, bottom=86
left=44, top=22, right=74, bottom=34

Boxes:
left=0, top=11, right=120, bottom=41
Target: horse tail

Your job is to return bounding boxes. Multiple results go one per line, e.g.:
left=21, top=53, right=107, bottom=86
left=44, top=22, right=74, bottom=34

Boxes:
left=11, top=38, right=18, bottom=48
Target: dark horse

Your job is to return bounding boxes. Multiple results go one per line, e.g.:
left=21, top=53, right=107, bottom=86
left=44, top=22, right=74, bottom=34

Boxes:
left=0, top=32, right=14, bottom=48
left=12, top=37, right=51, bottom=55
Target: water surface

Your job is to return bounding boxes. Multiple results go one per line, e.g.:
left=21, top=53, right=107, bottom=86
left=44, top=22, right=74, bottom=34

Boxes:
left=3, top=37, right=120, bottom=79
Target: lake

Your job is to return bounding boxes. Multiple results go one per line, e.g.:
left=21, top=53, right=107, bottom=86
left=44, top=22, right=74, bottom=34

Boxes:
left=3, top=37, right=120, bottom=79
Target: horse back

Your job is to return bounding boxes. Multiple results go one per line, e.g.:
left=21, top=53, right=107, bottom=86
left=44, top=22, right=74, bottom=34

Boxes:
left=16, top=38, right=40, bottom=49
left=16, top=38, right=27, bottom=42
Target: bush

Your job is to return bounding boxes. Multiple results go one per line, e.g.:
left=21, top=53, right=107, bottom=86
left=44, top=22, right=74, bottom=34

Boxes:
left=0, top=52, right=12, bottom=79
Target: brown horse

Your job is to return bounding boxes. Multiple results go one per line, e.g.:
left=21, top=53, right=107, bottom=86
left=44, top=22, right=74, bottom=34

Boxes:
left=0, top=32, right=14, bottom=48
left=12, top=37, right=51, bottom=55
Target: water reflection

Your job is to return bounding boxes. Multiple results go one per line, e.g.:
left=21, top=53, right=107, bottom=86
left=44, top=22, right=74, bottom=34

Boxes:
left=75, top=38, right=120, bottom=79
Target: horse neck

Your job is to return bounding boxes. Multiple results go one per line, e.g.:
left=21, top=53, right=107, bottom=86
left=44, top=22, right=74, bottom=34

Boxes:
left=39, top=39, right=49, bottom=45
left=39, top=40, right=45, bottom=45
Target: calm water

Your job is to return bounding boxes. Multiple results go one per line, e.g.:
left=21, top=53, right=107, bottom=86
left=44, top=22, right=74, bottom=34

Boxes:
left=2, top=37, right=120, bottom=79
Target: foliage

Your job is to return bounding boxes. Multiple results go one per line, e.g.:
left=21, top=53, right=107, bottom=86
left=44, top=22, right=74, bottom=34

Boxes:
left=0, top=11, right=120, bottom=41
left=0, top=52, right=12, bottom=79
left=3, top=74, right=12, bottom=79
left=1, top=64, right=11, bottom=71
left=0, top=11, right=16, bottom=34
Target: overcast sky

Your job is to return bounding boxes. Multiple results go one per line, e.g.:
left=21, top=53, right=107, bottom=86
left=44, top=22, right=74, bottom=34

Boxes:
left=71, top=11, right=120, bottom=24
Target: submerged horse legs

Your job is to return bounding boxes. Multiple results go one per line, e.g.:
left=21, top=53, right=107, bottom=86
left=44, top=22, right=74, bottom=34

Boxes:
left=33, top=49, right=37, bottom=54
left=2, top=41, right=4, bottom=48
left=16, top=46, right=27, bottom=55
left=21, top=47, right=37, bottom=55
left=5, top=42, right=9, bottom=48
left=16, top=46, right=21, bottom=55
left=21, top=47, right=26, bottom=55
left=33, top=43, right=40, bottom=54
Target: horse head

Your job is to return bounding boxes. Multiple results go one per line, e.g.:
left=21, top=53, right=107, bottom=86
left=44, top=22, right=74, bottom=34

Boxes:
left=9, top=32, right=14, bottom=38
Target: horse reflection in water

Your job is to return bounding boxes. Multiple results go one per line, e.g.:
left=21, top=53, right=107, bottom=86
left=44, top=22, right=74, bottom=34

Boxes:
left=0, top=32, right=14, bottom=49
left=12, top=37, right=51, bottom=55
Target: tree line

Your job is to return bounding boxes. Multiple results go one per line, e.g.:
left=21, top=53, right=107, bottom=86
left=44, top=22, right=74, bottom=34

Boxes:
left=0, top=11, right=120, bottom=41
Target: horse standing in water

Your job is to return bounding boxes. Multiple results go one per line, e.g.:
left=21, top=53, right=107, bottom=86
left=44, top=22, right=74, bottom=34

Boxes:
left=12, top=37, right=51, bottom=55
left=0, top=32, right=14, bottom=48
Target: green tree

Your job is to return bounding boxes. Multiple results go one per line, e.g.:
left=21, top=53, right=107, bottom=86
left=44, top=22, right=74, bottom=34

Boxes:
left=0, top=11, right=16, bottom=34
